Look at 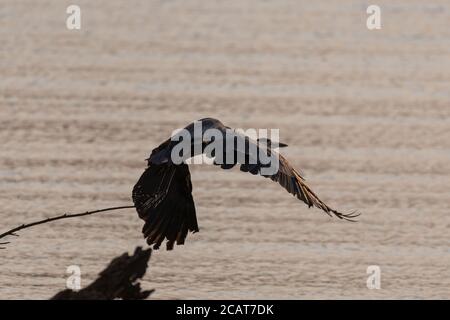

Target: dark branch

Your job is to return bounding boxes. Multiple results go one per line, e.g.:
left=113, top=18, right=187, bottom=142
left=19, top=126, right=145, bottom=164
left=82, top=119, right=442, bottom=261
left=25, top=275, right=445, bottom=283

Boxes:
left=0, top=205, right=135, bottom=248
left=51, top=246, right=154, bottom=300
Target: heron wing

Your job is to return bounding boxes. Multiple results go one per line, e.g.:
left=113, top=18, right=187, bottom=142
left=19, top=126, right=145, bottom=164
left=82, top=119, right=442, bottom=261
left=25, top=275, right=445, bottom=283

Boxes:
left=269, top=154, right=358, bottom=220
left=214, top=134, right=358, bottom=221
left=132, top=163, right=198, bottom=250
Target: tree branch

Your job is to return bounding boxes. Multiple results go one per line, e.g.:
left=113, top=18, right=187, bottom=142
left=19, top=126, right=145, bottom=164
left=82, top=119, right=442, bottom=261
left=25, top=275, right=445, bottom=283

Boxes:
left=0, top=205, right=135, bottom=249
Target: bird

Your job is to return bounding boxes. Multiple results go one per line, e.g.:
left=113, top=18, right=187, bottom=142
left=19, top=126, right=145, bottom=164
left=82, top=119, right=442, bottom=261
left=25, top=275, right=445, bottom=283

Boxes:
left=132, top=118, right=359, bottom=250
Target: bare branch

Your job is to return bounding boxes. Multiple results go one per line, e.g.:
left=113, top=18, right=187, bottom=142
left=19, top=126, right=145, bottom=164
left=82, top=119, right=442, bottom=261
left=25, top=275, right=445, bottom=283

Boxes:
left=0, top=205, right=135, bottom=247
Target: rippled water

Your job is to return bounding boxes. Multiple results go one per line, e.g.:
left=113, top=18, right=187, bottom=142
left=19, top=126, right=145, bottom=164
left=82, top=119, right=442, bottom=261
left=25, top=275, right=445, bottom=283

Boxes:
left=0, top=0, right=449, bottom=299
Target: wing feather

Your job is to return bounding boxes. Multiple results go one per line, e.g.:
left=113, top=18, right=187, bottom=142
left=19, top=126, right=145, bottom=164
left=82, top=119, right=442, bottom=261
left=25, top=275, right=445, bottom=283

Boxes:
left=212, top=134, right=358, bottom=221
left=132, top=163, right=199, bottom=250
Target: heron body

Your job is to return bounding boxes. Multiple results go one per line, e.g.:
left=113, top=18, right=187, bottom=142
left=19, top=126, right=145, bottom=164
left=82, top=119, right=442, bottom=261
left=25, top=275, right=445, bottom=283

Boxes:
left=132, top=118, right=358, bottom=250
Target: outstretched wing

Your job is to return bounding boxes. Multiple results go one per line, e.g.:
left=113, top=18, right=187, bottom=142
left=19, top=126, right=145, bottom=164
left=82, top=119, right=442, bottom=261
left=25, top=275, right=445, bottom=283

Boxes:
left=132, top=163, right=199, bottom=250
left=214, top=135, right=358, bottom=221
left=268, top=154, right=359, bottom=220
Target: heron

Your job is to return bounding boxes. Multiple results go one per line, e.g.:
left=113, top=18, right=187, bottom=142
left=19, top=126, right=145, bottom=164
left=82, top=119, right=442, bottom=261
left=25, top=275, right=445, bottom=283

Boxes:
left=132, top=118, right=358, bottom=250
